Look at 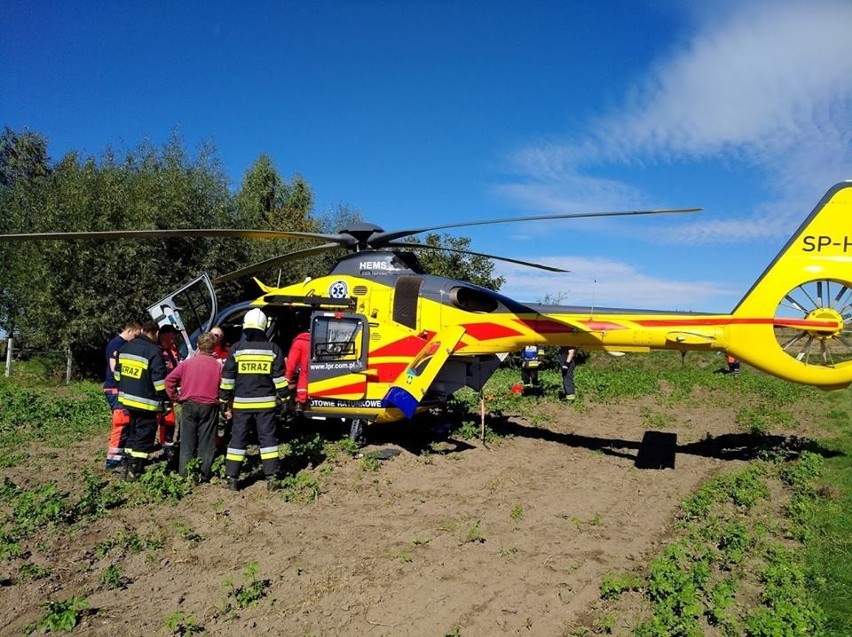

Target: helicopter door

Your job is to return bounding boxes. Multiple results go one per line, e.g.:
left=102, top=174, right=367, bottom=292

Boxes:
left=307, top=312, right=368, bottom=401
left=147, top=274, right=218, bottom=358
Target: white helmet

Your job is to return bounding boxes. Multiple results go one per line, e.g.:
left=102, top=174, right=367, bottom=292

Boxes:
left=243, top=308, right=268, bottom=331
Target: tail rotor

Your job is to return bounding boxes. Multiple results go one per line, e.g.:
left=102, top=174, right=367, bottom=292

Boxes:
left=774, top=279, right=852, bottom=367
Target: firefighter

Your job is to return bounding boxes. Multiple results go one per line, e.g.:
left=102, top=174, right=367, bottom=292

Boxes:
left=520, top=344, right=542, bottom=388
left=219, top=308, right=289, bottom=491
left=103, top=320, right=142, bottom=471
left=115, top=321, right=168, bottom=480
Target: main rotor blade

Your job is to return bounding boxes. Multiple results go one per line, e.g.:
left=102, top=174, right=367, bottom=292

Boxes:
left=387, top=241, right=569, bottom=273
left=212, top=243, right=342, bottom=285
left=371, top=207, right=701, bottom=246
left=0, top=228, right=348, bottom=243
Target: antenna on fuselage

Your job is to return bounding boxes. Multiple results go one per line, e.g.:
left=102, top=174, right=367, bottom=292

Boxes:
left=591, top=279, right=597, bottom=320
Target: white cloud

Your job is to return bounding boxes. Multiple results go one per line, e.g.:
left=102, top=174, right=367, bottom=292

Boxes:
left=496, top=256, right=736, bottom=311
left=499, top=1, right=852, bottom=243
left=601, top=2, right=852, bottom=163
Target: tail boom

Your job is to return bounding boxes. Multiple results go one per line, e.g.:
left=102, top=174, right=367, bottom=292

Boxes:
left=452, top=184, right=852, bottom=389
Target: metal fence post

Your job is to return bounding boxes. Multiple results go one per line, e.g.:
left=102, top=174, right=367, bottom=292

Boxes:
left=4, top=337, right=11, bottom=377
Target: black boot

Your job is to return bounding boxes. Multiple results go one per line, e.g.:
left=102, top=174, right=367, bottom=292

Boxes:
left=122, top=457, right=142, bottom=482
left=128, top=458, right=145, bottom=482
left=226, top=477, right=240, bottom=492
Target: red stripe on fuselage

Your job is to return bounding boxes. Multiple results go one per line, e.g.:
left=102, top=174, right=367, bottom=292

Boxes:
left=460, top=322, right=523, bottom=341
left=369, top=335, right=428, bottom=357
left=634, top=317, right=839, bottom=328
left=311, top=380, right=366, bottom=397
left=366, top=361, right=409, bottom=382
left=580, top=321, right=628, bottom=331
left=514, top=318, right=576, bottom=334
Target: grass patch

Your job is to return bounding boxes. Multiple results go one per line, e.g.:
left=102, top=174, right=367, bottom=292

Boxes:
left=94, top=530, right=165, bottom=559
left=614, top=439, right=844, bottom=636
left=25, top=595, right=89, bottom=634
left=223, top=561, right=270, bottom=613
left=0, top=379, right=106, bottom=468
left=164, top=610, right=204, bottom=636
left=276, top=470, right=322, bottom=503
left=798, top=393, right=852, bottom=636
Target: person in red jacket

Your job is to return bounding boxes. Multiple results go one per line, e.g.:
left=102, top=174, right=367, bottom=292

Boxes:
left=210, top=325, right=230, bottom=363
left=165, top=332, right=222, bottom=480
left=157, top=324, right=183, bottom=455
left=285, top=330, right=310, bottom=411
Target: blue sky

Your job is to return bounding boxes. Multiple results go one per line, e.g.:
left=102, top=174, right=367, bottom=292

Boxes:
left=2, top=0, right=851, bottom=313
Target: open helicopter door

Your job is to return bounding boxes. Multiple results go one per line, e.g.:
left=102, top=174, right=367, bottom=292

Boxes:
left=147, top=274, right=218, bottom=358
left=383, top=325, right=466, bottom=419
left=306, top=311, right=369, bottom=403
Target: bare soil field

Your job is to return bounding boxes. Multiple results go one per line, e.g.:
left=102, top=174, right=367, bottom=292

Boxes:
left=0, top=391, right=818, bottom=636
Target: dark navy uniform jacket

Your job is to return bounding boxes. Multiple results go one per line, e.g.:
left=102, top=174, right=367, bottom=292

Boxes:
left=115, top=335, right=167, bottom=412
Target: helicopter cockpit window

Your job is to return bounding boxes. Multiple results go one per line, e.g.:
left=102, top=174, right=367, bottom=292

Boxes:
left=312, top=315, right=363, bottom=362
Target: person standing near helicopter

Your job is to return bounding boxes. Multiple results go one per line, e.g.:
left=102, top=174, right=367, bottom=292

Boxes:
left=165, top=332, right=222, bottom=481
left=520, top=344, right=543, bottom=388
left=115, top=321, right=168, bottom=480
left=558, top=345, right=577, bottom=401
left=219, top=308, right=289, bottom=491
left=156, top=324, right=182, bottom=458
left=103, top=320, right=142, bottom=471
left=285, top=326, right=311, bottom=413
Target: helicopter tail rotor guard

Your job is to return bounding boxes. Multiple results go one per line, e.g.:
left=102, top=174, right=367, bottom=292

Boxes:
left=726, top=182, right=852, bottom=389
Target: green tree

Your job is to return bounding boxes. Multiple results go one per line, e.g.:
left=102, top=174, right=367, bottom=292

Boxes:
left=0, top=128, right=52, bottom=339
left=0, top=127, right=506, bottom=378
left=234, top=154, right=289, bottom=227
left=409, top=233, right=505, bottom=290
left=0, top=129, right=236, bottom=374
left=230, top=157, right=319, bottom=292
left=0, top=126, right=50, bottom=190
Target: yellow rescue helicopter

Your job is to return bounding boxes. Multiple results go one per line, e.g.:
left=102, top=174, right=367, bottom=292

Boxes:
left=3, top=183, right=851, bottom=433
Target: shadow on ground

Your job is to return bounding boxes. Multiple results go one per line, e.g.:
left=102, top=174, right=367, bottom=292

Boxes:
left=490, top=417, right=844, bottom=470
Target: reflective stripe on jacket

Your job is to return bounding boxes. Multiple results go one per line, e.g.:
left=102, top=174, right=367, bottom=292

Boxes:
left=116, top=335, right=168, bottom=412
left=219, top=339, right=287, bottom=411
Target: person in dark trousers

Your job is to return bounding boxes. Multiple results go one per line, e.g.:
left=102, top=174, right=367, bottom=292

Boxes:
left=103, top=320, right=142, bottom=471
left=726, top=354, right=741, bottom=376
left=115, top=321, right=168, bottom=480
left=165, top=332, right=222, bottom=480
left=219, top=308, right=289, bottom=491
left=520, top=345, right=542, bottom=387
left=558, top=345, right=577, bottom=401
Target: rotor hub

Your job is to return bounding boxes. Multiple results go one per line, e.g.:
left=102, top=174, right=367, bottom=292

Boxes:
left=805, top=307, right=843, bottom=339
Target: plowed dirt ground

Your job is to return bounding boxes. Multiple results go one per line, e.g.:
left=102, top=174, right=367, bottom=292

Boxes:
left=3, top=378, right=807, bottom=637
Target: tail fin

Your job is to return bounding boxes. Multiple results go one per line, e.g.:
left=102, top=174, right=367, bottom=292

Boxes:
left=729, top=182, right=852, bottom=389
